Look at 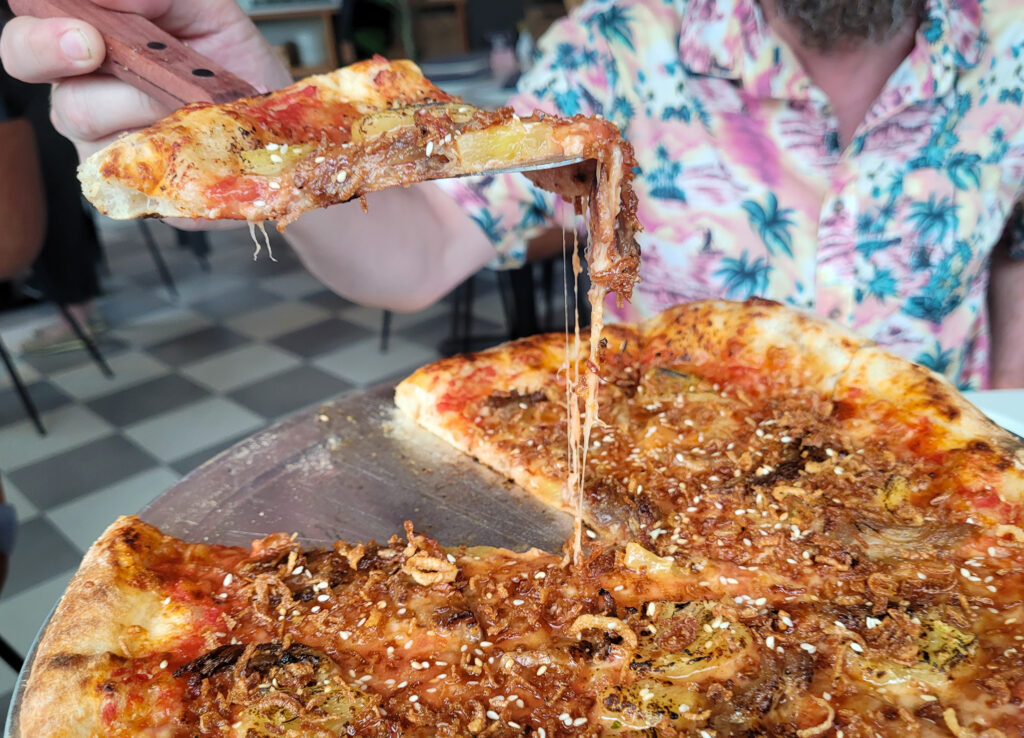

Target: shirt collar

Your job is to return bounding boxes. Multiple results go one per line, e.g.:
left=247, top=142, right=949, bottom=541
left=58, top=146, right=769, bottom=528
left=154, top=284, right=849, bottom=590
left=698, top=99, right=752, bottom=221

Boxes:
left=677, top=0, right=986, bottom=101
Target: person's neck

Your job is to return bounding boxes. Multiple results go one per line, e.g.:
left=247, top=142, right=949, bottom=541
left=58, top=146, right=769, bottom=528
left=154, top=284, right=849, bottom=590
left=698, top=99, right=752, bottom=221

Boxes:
left=758, top=0, right=919, bottom=148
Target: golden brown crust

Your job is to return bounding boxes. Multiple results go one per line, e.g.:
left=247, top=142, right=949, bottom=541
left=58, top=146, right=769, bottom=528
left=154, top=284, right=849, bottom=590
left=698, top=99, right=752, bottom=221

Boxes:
left=395, top=332, right=575, bottom=511
left=833, top=346, right=1024, bottom=524
left=20, top=517, right=161, bottom=737
left=637, top=298, right=870, bottom=395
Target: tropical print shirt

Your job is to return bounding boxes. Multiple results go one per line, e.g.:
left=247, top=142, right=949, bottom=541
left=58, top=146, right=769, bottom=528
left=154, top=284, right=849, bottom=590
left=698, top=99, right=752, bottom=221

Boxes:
left=437, top=0, right=1024, bottom=389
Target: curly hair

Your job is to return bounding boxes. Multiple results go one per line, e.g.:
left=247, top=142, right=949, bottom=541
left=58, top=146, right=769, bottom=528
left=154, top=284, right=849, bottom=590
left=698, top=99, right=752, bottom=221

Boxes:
left=773, top=0, right=927, bottom=50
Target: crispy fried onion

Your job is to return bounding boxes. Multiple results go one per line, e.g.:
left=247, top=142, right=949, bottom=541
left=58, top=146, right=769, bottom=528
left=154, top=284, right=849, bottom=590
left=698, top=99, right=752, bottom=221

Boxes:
left=993, top=524, right=1024, bottom=542
left=795, top=695, right=835, bottom=738
left=402, top=551, right=458, bottom=586
left=941, top=708, right=1006, bottom=738
left=569, top=615, right=639, bottom=653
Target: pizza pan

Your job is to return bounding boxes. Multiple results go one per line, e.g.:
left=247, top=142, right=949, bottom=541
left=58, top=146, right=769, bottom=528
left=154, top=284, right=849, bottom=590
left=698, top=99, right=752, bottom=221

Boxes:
left=3, top=382, right=572, bottom=737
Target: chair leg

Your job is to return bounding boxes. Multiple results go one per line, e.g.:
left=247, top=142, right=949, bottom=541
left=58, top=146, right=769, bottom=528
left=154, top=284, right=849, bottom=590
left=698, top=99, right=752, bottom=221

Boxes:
left=460, top=275, right=475, bottom=354
left=380, top=310, right=392, bottom=353
left=0, top=336, right=45, bottom=435
left=57, top=303, right=114, bottom=378
left=541, top=259, right=555, bottom=332
left=138, top=221, right=179, bottom=297
left=0, top=633, right=24, bottom=672
left=505, top=264, right=539, bottom=339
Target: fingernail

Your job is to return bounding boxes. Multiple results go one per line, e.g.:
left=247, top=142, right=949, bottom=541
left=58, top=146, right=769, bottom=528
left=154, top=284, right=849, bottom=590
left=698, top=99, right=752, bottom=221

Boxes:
left=59, top=29, right=92, bottom=62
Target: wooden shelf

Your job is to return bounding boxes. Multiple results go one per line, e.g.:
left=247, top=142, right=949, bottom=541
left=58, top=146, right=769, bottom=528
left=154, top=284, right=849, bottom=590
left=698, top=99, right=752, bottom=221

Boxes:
left=410, top=0, right=469, bottom=58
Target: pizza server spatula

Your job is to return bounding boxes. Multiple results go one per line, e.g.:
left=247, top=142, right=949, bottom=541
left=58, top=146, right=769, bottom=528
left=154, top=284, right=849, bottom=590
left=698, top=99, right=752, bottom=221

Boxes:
left=9, top=0, right=585, bottom=175
left=9, top=0, right=259, bottom=107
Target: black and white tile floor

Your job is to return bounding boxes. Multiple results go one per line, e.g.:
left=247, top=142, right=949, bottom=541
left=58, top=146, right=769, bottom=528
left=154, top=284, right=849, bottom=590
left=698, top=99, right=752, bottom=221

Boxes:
left=0, top=218, right=512, bottom=716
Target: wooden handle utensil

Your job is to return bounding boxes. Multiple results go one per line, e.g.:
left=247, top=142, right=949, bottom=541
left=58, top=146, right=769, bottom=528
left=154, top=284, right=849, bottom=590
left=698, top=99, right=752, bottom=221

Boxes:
left=9, top=0, right=260, bottom=107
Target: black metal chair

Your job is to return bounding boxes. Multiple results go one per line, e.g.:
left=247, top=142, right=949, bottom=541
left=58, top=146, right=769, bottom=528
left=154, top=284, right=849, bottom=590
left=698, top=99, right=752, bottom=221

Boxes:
left=0, top=479, right=24, bottom=672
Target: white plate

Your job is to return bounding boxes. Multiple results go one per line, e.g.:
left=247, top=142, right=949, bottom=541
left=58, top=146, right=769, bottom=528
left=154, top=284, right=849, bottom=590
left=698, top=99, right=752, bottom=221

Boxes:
left=962, top=390, right=1024, bottom=438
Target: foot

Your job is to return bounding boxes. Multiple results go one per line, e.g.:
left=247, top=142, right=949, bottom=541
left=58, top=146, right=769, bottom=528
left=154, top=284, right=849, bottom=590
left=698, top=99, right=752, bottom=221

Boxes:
left=19, top=314, right=106, bottom=356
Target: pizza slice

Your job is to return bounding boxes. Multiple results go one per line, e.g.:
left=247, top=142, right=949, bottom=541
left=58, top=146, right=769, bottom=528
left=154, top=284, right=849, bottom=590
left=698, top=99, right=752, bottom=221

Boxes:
left=78, top=56, right=640, bottom=302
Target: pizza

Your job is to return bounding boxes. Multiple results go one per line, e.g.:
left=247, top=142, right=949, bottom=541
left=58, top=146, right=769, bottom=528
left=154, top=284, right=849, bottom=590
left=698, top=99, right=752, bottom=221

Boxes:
left=395, top=298, right=1024, bottom=734
left=17, top=299, right=1024, bottom=736
left=78, top=56, right=640, bottom=304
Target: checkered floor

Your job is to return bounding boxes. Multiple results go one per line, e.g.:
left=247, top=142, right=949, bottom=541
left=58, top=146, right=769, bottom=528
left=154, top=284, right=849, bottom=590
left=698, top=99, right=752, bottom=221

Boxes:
left=0, top=218, right=514, bottom=718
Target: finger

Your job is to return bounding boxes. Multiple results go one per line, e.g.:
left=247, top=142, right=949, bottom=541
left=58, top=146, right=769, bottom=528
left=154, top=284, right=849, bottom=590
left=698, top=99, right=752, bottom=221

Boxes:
left=88, top=0, right=249, bottom=39
left=88, top=0, right=174, bottom=16
left=51, top=75, right=174, bottom=144
left=0, top=16, right=105, bottom=84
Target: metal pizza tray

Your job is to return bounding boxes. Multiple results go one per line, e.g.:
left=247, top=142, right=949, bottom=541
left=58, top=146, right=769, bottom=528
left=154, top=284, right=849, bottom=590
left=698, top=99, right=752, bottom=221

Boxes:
left=4, top=383, right=572, bottom=737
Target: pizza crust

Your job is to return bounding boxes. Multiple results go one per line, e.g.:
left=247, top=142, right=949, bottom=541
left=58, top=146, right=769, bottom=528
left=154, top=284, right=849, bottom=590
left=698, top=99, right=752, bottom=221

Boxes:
left=834, top=345, right=1024, bottom=523
left=638, top=298, right=870, bottom=396
left=396, top=333, right=574, bottom=511
left=18, top=517, right=194, bottom=738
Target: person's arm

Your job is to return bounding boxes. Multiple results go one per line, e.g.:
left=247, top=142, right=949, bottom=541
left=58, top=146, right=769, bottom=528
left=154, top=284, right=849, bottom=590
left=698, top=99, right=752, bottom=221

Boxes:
left=284, top=184, right=495, bottom=312
left=988, top=207, right=1024, bottom=388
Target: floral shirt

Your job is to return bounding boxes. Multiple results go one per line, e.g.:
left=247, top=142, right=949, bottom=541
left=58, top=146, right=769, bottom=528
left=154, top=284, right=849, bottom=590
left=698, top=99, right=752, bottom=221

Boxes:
left=438, top=0, right=1024, bottom=389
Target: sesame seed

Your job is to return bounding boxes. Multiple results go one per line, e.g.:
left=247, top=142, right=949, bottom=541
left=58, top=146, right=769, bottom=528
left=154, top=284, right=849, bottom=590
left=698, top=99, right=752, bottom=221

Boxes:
left=314, top=155, right=326, bottom=163
left=425, top=141, right=434, bottom=157
left=535, top=571, right=546, bottom=579
left=537, top=665, right=547, bottom=676
left=509, top=721, right=521, bottom=729
left=850, top=642, right=864, bottom=653
left=409, top=695, right=418, bottom=703
left=265, top=143, right=279, bottom=150
left=573, top=717, right=587, bottom=726
left=253, top=199, right=266, bottom=207
left=480, top=641, right=493, bottom=648
left=800, top=643, right=816, bottom=654
left=270, top=154, right=283, bottom=163
left=512, top=599, right=524, bottom=606
left=486, top=710, right=500, bottom=720
left=268, top=181, right=281, bottom=189
left=317, top=594, right=330, bottom=602
left=292, top=566, right=304, bottom=576
left=336, top=170, right=348, bottom=183
left=159, top=660, right=168, bottom=669
left=766, top=636, right=775, bottom=649
left=311, top=605, right=320, bottom=613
